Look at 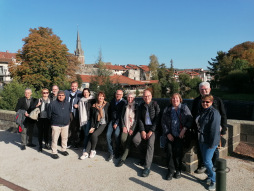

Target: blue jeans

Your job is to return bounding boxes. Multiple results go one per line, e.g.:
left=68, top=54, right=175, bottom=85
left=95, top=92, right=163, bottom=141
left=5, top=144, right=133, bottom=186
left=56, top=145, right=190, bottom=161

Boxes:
left=199, top=142, right=217, bottom=183
left=81, top=120, right=91, bottom=150
left=106, top=121, right=121, bottom=155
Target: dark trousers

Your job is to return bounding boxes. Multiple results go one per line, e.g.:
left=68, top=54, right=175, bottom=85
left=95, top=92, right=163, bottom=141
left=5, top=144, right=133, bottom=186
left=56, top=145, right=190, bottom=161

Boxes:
left=21, top=122, right=35, bottom=146
left=133, top=131, right=155, bottom=169
left=68, top=113, right=80, bottom=144
left=37, top=118, right=50, bottom=147
left=86, top=124, right=106, bottom=153
left=167, top=137, right=183, bottom=173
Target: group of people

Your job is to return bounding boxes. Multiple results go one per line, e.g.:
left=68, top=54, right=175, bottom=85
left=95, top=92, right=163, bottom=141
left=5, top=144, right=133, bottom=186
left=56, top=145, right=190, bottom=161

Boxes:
left=15, top=81, right=227, bottom=191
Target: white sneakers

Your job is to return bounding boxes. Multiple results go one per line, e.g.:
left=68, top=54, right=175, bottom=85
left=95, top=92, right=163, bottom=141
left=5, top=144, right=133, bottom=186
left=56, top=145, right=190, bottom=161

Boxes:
left=80, top=150, right=96, bottom=160
left=80, top=152, right=89, bottom=160
left=89, top=150, right=96, bottom=158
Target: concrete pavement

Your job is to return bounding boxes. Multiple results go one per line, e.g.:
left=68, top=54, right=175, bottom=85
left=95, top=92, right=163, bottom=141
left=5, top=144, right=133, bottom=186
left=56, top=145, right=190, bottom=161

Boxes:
left=0, top=130, right=253, bottom=191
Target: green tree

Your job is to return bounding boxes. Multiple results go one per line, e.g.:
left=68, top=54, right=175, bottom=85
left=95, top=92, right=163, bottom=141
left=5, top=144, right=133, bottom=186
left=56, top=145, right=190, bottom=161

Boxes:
left=189, top=77, right=202, bottom=89
left=151, top=83, right=161, bottom=98
left=148, top=54, right=159, bottom=80
left=178, top=73, right=190, bottom=91
left=9, top=27, right=79, bottom=91
left=0, top=80, right=39, bottom=110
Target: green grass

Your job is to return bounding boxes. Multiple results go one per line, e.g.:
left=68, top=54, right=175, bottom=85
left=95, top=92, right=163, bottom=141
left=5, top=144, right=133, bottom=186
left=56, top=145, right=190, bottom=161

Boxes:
left=212, top=89, right=254, bottom=101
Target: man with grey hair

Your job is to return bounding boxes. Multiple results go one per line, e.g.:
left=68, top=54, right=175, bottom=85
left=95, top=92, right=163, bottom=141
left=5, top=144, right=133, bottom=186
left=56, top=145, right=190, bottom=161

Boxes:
left=15, top=88, right=38, bottom=150
left=192, top=81, right=227, bottom=173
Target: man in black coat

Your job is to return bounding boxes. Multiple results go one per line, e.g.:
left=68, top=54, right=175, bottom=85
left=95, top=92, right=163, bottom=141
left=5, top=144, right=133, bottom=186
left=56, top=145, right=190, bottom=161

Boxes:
left=15, top=88, right=38, bottom=150
left=133, top=90, right=160, bottom=177
left=192, top=82, right=227, bottom=173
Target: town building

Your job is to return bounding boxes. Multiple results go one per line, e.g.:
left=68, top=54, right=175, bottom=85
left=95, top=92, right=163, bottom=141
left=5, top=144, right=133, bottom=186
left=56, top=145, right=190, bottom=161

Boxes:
left=0, top=51, right=16, bottom=87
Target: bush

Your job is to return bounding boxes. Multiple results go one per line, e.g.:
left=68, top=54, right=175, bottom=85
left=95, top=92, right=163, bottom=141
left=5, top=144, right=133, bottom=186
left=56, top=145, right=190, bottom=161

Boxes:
left=0, top=80, right=38, bottom=111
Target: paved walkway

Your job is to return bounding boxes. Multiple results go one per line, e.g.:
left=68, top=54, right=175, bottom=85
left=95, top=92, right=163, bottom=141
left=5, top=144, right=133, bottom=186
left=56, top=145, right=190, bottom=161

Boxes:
left=0, top=130, right=253, bottom=191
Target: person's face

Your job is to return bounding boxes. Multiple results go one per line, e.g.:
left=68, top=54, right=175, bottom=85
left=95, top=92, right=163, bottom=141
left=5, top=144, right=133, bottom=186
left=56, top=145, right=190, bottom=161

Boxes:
left=52, top=86, right=59, bottom=96
left=83, top=90, right=90, bottom=98
left=143, top=91, right=152, bottom=104
left=71, top=83, right=78, bottom=92
left=115, top=90, right=123, bottom=101
left=97, top=94, right=105, bottom=103
left=171, top=95, right=180, bottom=107
left=25, top=90, right=32, bottom=99
left=200, top=85, right=211, bottom=96
left=42, top=90, right=49, bottom=98
left=57, top=94, right=65, bottom=102
left=201, top=98, right=213, bottom=109
left=127, top=94, right=135, bottom=103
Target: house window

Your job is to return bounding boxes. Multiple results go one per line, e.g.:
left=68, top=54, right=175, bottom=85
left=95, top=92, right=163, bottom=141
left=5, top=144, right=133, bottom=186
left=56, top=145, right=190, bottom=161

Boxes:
left=0, top=66, right=3, bottom=74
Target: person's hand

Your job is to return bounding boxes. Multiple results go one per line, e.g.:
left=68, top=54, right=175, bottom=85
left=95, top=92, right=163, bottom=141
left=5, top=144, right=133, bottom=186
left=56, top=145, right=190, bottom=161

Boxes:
left=36, top=100, right=41, bottom=107
left=113, top=124, right=117, bottom=129
left=123, top=127, right=128, bottom=134
left=89, top=128, right=95, bottom=134
left=73, top=104, right=78, bottom=108
left=146, top=131, right=153, bottom=139
left=25, top=112, right=29, bottom=117
left=167, top=133, right=174, bottom=142
left=129, top=129, right=133, bottom=136
left=179, top=128, right=186, bottom=139
left=141, top=131, right=146, bottom=139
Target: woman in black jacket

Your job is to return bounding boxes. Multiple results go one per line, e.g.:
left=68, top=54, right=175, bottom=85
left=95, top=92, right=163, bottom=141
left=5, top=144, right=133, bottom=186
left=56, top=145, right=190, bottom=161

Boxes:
left=36, top=88, right=51, bottom=152
left=80, top=91, right=109, bottom=159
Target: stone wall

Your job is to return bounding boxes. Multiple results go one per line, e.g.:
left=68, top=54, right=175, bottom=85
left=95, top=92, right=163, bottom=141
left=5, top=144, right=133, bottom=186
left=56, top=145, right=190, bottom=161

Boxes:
left=1, top=100, right=254, bottom=173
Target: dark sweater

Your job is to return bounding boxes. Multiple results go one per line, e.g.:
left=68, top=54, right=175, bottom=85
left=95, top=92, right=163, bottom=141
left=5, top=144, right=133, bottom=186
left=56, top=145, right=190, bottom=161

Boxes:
left=48, top=100, right=70, bottom=126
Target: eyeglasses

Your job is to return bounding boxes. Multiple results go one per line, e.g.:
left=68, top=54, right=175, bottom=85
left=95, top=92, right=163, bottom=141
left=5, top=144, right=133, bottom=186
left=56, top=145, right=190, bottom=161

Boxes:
left=43, top=92, right=49, bottom=94
left=202, top=101, right=210, bottom=104
left=58, top=95, right=65, bottom=96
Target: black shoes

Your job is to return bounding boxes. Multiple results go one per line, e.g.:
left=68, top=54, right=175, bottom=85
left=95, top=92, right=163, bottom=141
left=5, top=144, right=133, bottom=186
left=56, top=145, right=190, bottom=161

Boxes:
left=195, top=166, right=206, bottom=174
left=166, top=172, right=173, bottom=180
left=137, top=159, right=145, bottom=166
left=61, top=151, right=69, bottom=156
left=142, top=168, right=150, bottom=177
left=44, top=144, right=51, bottom=150
left=174, top=171, right=181, bottom=179
left=21, top=145, right=26, bottom=150
left=52, top=154, right=59, bottom=159
left=107, top=154, right=113, bottom=162
left=116, top=160, right=124, bottom=167
left=27, top=143, right=36, bottom=147
left=38, top=147, right=43, bottom=152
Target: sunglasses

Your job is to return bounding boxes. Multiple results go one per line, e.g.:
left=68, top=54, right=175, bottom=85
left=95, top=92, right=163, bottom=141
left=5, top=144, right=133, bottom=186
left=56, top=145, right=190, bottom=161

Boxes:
left=202, top=101, right=210, bottom=104
left=43, top=92, right=49, bottom=94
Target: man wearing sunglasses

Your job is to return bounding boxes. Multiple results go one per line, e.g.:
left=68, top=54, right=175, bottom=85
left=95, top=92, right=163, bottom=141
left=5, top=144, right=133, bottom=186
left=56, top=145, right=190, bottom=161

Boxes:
left=191, top=82, right=227, bottom=174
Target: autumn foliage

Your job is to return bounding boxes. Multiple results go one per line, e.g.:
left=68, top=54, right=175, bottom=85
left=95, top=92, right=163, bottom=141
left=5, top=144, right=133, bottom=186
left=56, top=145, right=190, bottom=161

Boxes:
left=8, top=27, right=80, bottom=90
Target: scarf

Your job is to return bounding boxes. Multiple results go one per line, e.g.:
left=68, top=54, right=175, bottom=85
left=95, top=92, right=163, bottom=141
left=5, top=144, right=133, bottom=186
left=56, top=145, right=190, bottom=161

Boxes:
left=93, top=101, right=107, bottom=122
left=79, top=96, right=93, bottom=126
left=124, top=101, right=135, bottom=132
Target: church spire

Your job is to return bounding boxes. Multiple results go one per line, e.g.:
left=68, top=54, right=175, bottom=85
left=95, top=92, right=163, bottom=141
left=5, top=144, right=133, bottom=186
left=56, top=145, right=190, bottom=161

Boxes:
left=74, top=29, right=85, bottom=65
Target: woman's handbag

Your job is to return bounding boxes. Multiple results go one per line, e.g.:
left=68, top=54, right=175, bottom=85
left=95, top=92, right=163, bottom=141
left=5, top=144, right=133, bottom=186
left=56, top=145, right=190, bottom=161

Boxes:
left=29, top=108, right=40, bottom=120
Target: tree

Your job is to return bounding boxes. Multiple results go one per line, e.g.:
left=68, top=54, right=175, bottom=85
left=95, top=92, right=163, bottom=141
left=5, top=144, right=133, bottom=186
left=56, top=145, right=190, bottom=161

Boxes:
left=0, top=80, right=39, bottom=110
left=8, top=27, right=79, bottom=91
left=178, top=73, right=190, bottom=91
left=148, top=54, right=159, bottom=80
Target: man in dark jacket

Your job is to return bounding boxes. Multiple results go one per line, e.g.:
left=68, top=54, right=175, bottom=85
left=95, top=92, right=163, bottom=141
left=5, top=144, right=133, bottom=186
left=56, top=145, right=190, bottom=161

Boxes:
left=192, top=82, right=227, bottom=173
left=15, top=88, right=38, bottom=150
left=48, top=91, right=70, bottom=159
left=106, top=90, right=127, bottom=161
left=64, top=81, right=82, bottom=149
left=133, top=89, right=160, bottom=177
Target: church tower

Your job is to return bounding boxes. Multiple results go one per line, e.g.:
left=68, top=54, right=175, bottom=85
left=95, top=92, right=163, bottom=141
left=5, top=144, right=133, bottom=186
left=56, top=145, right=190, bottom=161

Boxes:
left=74, top=30, right=85, bottom=65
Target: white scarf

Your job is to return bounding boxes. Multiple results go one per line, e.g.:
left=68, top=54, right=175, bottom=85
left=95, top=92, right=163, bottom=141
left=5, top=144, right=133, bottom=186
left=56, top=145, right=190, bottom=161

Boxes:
left=79, top=96, right=93, bottom=126
left=124, top=101, right=135, bottom=132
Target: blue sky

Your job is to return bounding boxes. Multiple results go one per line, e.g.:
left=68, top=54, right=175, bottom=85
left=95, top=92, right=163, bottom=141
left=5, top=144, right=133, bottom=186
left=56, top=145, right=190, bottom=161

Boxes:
left=0, top=0, right=253, bottom=69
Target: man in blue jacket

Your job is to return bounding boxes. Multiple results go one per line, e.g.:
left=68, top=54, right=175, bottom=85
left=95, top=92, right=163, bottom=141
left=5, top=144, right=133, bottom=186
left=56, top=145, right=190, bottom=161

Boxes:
left=48, top=91, right=70, bottom=159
